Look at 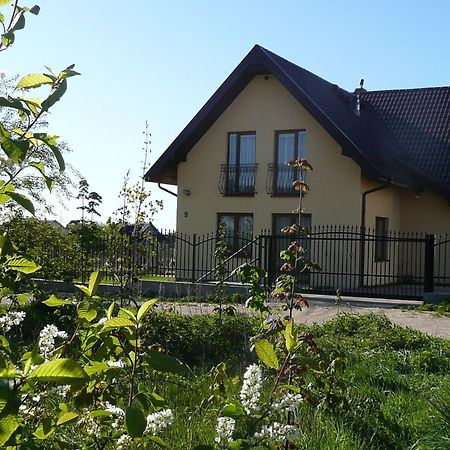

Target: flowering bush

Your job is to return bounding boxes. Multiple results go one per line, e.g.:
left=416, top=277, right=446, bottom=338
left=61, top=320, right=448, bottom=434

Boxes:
left=0, top=270, right=189, bottom=447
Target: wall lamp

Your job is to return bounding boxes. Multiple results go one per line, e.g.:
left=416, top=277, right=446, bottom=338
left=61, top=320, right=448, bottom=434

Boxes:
left=183, top=189, right=191, bottom=196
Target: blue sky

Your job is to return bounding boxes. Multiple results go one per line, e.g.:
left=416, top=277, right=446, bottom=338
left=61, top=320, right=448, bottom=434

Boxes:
left=2, top=0, right=449, bottom=229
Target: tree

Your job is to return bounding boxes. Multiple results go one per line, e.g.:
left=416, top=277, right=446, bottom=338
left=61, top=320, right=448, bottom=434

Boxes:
left=0, top=3, right=79, bottom=217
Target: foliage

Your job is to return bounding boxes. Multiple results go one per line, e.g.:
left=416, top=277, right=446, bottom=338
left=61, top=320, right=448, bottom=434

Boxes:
left=142, top=311, right=259, bottom=370
left=1, top=215, right=80, bottom=281
left=404, top=298, right=450, bottom=317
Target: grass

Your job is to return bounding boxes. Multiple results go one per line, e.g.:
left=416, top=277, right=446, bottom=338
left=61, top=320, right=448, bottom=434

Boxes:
left=143, top=313, right=450, bottom=449
left=405, top=298, right=450, bottom=317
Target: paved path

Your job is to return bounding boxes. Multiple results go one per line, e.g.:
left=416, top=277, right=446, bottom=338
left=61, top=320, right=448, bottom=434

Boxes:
left=159, top=301, right=450, bottom=340
left=291, top=303, right=450, bottom=339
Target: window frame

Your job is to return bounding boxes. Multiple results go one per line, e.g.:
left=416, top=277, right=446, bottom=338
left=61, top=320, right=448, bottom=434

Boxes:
left=374, top=216, right=389, bottom=262
left=217, top=213, right=253, bottom=257
left=225, top=131, right=256, bottom=196
left=273, top=129, right=307, bottom=196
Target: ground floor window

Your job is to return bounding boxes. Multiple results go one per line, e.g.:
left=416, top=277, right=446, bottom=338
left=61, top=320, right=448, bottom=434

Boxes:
left=375, top=216, right=389, bottom=262
left=217, top=213, right=253, bottom=256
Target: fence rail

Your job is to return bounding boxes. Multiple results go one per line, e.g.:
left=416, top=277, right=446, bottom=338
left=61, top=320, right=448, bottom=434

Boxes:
left=31, top=226, right=450, bottom=300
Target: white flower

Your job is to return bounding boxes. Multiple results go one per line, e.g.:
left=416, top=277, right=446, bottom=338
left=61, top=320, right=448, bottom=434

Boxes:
left=0, top=311, right=26, bottom=332
left=214, top=416, right=235, bottom=448
left=252, top=422, right=299, bottom=445
left=116, top=433, right=133, bottom=450
left=31, top=395, right=41, bottom=403
left=98, top=317, right=107, bottom=325
left=104, top=402, right=125, bottom=429
left=77, top=411, right=101, bottom=439
left=107, top=360, right=125, bottom=368
left=38, top=324, right=68, bottom=360
left=145, top=409, right=173, bottom=435
left=240, top=364, right=262, bottom=414
left=50, top=385, right=71, bottom=398
left=271, top=392, right=303, bottom=416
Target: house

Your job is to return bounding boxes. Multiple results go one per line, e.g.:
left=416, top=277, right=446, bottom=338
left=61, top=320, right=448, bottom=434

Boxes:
left=145, top=45, right=450, bottom=296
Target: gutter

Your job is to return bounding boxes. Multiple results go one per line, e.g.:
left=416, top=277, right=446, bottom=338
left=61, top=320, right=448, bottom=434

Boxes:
left=157, top=183, right=177, bottom=197
left=359, top=180, right=391, bottom=287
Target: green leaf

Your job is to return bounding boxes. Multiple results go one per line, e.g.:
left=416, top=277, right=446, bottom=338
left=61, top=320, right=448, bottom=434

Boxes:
left=101, top=317, right=135, bottom=330
left=87, top=271, right=102, bottom=297
left=0, top=336, right=10, bottom=353
left=146, top=350, right=190, bottom=377
left=106, top=301, right=115, bottom=319
left=74, top=284, right=90, bottom=297
left=0, top=96, right=30, bottom=115
left=125, top=406, right=146, bottom=438
left=29, top=161, right=54, bottom=191
left=84, top=362, right=109, bottom=376
left=5, top=256, right=40, bottom=274
left=16, top=73, right=54, bottom=89
left=1, top=31, right=14, bottom=48
left=32, top=133, right=65, bottom=171
left=57, top=411, right=78, bottom=426
left=193, top=446, right=215, bottom=450
left=285, top=319, right=297, bottom=353
left=0, top=400, right=19, bottom=446
left=90, top=409, right=112, bottom=418
left=4, top=192, right=35, bottom=215
left=146, top=392, right=168, bottom=409
left=148, top=436, right=169, bottom=447
left=137, top=298, right=157, bottom=322
left=41, top=79, right=67, bottom=111
left=59, top=67, right=81, bottom=80
left=16, top=293, right=31, bottom=306
left=30, top=5, right=40, bottom=15
left=12, top=13, right=25, bottom=32
left=28, top=359, right=89, bottom=384
left=34, top=417, right=55, bottom=439
left=220, top=403, right=245, bottom=418
left=254, top=339, right=279, bottom=369
left=43, top=294, right=73, bottom=307
left=77, top=300, right=97, bottom=322
left=0, top=123, right=29, bottom=163
left=228, top=440, right=250, bottom=450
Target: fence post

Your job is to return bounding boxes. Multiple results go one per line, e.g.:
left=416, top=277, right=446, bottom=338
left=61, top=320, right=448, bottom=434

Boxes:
left=191, top=233, right=197, bottom=283
left=424, top=234, right=435, bottom=293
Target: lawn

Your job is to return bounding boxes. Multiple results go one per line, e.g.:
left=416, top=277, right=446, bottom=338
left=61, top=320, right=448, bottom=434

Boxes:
left=142, top=312, right=450, bottom=449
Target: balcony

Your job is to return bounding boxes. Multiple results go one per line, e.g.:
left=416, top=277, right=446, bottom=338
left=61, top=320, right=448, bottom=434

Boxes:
left=219, top=164, right=257, bottom=196
left=266, top=163, right=304, bottom=196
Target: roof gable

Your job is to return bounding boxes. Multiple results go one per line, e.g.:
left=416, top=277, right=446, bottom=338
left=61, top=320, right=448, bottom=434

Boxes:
left=145, top=45, right=450, bottom=200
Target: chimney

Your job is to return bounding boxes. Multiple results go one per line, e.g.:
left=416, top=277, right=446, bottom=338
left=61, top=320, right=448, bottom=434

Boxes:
left=354, top=79, right=366, bottom=116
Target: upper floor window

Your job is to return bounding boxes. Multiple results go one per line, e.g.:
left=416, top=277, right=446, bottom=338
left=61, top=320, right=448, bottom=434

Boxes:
left=270, top=130, right=306, bottom=195
left=219, top=132, right=257, bottom=196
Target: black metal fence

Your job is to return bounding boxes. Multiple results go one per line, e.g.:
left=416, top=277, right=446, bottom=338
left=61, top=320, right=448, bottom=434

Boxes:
left=33, top=226, right=450, bottom=300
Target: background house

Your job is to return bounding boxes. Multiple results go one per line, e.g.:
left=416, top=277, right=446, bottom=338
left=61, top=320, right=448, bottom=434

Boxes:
left=145, top=45, right=450, bottom=296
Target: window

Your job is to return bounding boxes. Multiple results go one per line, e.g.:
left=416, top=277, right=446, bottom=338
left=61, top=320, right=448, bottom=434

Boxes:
left=273, top=130, right=306, bottom=195
left=217, top=213, right=253, bottom=256
left=224, top=132, right=256, bottom=195
left=375, top=217, right=389, bottom=262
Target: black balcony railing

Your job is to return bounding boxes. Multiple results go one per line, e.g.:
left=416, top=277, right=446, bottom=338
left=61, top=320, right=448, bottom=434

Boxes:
left=266, top=163, right=304, bottom=195
left=219, top=164, right=257, bottom=195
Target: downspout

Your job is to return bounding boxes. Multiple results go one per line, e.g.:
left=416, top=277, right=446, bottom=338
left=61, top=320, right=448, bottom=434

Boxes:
left=157, top=183, right=177, bottom=197
left=359, top=181, right=391, bottom=287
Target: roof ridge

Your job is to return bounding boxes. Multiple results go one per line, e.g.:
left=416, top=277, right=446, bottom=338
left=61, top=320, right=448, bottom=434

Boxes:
left=362, top=86, right=450, bottom=94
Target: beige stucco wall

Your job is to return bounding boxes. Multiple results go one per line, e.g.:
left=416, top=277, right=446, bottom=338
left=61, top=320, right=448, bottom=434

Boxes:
left=176, top=75, right=362, bottom=235
left=399, top=189, right=450, bottom=234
